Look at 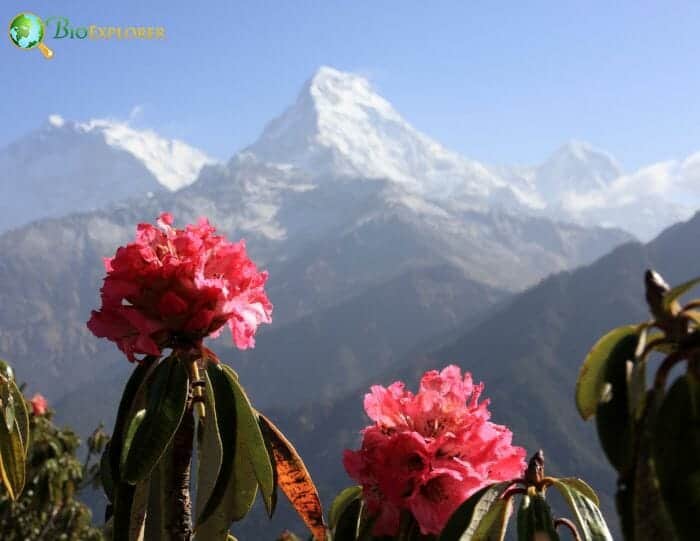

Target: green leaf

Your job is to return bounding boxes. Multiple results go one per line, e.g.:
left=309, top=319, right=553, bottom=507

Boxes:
left=7, top=380, right=29, bottom=457
left=631, top=389, right=676, bottom=541
left=663, top=276, right=700, bottom=311
left=652, top=374, right=700, bottom=540
left=110, top=357, right=157, bottom=484
left=2, top=387, right=15, bottom=433
left=576, top=325, right=639, bottom=419
left=120, top=409, right=146, bottom=472
left=555, top=478, right=599, bottom=507
left=0, top=359, right=14, bottom=381
left=615, top=477, right=635, bottom=541
left=355, top=502, right=377, bottom=541
left=195, top=447, right=258, bottom=540
left=329, top=486, right=362, bottom=530
left=628, top=357, right=647, bottom=420
left=196, top=363, right=238, bottom=525
left=129, top=479, right=149, bottom=541
left=100, top=442, right=115, bottom=503
left=0, top=412, right=25, bottom=501
left=195, top=365, right=259, bottom=539
left=551, top=479, right=613, bottom=541
left=593, top=329, right=636, bottom=473
left=258, top=413, right=327, bottom=541
left=517, top=493, right=560, bottom=541
left=194, top=371, right=224, bottom=521
left=112, top=483, right=136, bottom=541
left=122, top=357, right=189, bottom=484
left=471, top=495, right=513, bottom=541
left=439, top=482, right=511, bottom=541
left=222, top=364, right=275, bottom=516
left=332, top=498, right=362, bottom=541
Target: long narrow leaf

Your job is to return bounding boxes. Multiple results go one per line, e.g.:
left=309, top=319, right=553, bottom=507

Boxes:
left=110, top=357, right=157, bottom=484
left=471, top=496, right=513, bottom=541
left=129, top=479, right=149, bottom=541
left=7, top=380, right=29, bottom=456
left=195, top=443, right=258, bottom=540
left=197, top=364, right=239, bottom=525
left=552, top=479, right=613, bottom=541
left=195, top=365, right=258, bottom=538
left=663, top=276, right=700, bottom=311
left=329, top=486, right=362, bottom=530
left=120, top=409, right=146, bottom=471
left=123, top=357, right=189, bottom=484
left=440, top=482, right=511, bottom=541
left=112, top=483, right=136, bottom=541
left=258, top=413, right=327, bottom=541
left=0, top=410, right=25, bottom=500
left=195, top=371, right=224, bottom=520
left=221, top=365, right=275, bottom=516
left=517, top=493, right=560, bottom=541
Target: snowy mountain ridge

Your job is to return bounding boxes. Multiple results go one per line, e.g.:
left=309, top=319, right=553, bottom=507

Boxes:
left=0, top=115, right=216, bottom=232
left=51, top=114, right=216, bottom=191
left=244, top=66, right=511, bottom=207
left=2, top=66, right=698, bottom=240
left=242, top=66, right=699, bottom=240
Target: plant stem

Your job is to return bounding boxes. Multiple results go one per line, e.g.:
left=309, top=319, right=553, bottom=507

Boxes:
left=168, top=404, right=194, bottom=540
left=554, top=517, right=582, bottom=541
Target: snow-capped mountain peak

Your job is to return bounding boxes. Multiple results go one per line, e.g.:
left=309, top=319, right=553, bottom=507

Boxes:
left=244, top=66, right=506, bottom=204
left=535, top=139, right=623, bottom=201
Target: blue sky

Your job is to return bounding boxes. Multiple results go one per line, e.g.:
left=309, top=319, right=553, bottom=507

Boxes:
left=2, top=1, right=699, bottom=169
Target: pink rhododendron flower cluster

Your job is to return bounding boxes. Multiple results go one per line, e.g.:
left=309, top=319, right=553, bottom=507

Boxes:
left=343, top=365, right=526, bottom=536
left=30, top=393, right=48, bottom=416
left=87, top=213, right=272, bottom=361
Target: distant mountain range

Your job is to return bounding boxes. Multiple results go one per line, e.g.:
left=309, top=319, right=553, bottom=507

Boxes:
left=244, top=210, right=700, bottom=539
left=2, top=66, right=698, bottom=239
left=0, top=66, right=698, bottom=536
left=0, top=115, right=214, bottom=232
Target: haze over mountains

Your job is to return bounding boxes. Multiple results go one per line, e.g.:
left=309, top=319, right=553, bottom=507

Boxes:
left=0, top=65, right=698, bottom=535
left=255, top=210, right=700, bottom=538
left=2, top=66, right=698, bottom=239
left=0, top=114, right=215, bottom=232
left=0, top=66, right=633, bottom=405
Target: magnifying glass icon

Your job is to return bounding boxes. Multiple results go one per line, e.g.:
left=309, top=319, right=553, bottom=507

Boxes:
left=9, top=12, right=54, bottom=59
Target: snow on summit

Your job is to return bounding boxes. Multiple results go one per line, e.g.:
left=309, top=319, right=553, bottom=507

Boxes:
left=245, top=66, right=506, bottom=203
left=241, top=66, right=700, bottom=238
left=1, top=67, right=698, bottom=241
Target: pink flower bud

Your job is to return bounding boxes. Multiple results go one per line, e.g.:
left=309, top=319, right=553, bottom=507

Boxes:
left=30, top=393, right=48, bottom=416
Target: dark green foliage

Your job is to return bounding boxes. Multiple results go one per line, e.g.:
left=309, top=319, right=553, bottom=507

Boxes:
left=578, top=268, right=700, bottom=540
left=517, top=494, right=560, bottom=541
left=122, top=356, right=189, bottom=484
left=593, top=333, right=637, bottom=473
left=652, top=374, right=700, bottom=540
left=0, top=401, right=103, bottom=540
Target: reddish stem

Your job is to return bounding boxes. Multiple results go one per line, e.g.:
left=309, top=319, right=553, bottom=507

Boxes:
left=555, top=517, right=582, bottom=541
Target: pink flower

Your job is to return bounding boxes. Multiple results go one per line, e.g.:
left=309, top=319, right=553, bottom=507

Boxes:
left=343, top=365, right=526, bottom=536
left=30, top=393, right=48, bottom=416
left=87, top=213, right=273, bottom=361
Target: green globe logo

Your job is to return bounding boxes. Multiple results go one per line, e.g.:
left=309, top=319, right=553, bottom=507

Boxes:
left=8, top=12, right=54, bottom=58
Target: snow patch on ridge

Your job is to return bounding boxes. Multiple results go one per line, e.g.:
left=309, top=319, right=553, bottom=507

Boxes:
left=76, top=118, right=216, bottom=191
